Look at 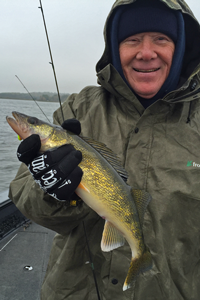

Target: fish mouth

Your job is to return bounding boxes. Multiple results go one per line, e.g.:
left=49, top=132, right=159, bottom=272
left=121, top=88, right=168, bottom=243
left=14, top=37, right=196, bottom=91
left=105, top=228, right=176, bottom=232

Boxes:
left=133, top=67, right=160, bottom=73
left=6, top=111, right=31, bottom=140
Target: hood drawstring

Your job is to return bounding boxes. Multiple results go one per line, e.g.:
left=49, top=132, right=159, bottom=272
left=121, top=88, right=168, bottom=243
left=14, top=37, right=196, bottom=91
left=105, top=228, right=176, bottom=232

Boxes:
left=186, top=102, right=192, bottom=123
left=186, top=79, right=198, bottom=123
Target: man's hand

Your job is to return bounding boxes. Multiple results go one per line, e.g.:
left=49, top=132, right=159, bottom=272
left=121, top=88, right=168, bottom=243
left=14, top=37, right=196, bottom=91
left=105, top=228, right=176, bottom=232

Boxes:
left=17, top=119, right=83, bottom=201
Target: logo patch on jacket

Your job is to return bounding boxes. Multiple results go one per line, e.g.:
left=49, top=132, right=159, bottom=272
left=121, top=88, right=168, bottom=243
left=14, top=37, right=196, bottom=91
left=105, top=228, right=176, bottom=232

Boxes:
left=187, top=161, right=200, bottom=167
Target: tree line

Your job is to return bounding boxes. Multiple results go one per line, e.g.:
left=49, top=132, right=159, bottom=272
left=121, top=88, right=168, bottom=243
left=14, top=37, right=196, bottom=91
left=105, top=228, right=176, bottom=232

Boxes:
left=0, top=92, right=70, bottom=102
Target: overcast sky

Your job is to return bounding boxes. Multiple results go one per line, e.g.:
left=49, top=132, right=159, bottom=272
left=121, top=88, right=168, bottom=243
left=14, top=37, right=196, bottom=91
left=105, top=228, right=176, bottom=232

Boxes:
left=1, top=0, right=200, bottom=94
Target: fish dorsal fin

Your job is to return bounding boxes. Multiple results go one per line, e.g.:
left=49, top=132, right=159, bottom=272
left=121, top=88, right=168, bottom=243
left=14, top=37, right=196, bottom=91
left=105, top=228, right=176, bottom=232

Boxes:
left=81, top=137, right=128, bottom=182
left=101, top=220, right=125, bottom=252
left=132, top=189, right=152, bottom=227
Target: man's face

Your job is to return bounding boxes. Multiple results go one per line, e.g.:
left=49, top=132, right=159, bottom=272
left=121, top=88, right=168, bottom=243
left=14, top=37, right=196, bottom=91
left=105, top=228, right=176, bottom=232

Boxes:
left=119, top=32, right=175, bottom=99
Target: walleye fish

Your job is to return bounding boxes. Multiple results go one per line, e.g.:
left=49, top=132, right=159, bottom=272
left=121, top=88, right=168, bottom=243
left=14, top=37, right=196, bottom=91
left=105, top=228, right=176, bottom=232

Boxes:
left=6, top=111, right=152, bottom=291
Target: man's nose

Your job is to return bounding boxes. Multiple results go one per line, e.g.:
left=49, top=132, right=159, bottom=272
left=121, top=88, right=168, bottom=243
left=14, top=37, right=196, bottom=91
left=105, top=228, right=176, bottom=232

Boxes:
left=136, top=40, right=157, bottom=60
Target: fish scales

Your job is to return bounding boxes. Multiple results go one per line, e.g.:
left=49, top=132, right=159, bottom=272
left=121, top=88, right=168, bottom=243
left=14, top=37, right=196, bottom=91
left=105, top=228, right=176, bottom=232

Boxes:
left=6, top=111, right=152, bottom=291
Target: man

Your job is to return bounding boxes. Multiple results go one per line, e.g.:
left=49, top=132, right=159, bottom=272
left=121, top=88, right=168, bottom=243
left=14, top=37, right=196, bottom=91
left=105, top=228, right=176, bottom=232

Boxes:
left=9, top=0, right=200, bottom=299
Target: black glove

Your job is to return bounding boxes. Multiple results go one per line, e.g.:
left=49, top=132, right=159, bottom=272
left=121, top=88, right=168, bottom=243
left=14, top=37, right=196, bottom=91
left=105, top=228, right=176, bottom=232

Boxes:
left=17, top=119, right=83, bottom=202
left=61, top=119, right=81, bottom=135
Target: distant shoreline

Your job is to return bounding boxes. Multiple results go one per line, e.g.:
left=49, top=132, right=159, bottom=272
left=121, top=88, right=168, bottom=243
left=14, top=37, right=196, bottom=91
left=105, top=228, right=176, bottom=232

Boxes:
left=0, top=92, right=70, bottom=103
left=0, top=97, right=61, bottom=103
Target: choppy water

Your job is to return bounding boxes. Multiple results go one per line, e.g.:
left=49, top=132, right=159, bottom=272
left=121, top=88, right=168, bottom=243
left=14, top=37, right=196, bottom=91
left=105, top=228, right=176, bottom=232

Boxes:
left=0, top=99, right=60, bottom=193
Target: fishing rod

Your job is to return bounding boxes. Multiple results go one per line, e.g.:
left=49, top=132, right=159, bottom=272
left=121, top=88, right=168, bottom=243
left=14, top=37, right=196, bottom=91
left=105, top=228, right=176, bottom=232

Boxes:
left=82, top=221, right=101, bottom=300
left=38, top=2, right=101, bottom=299
left=15, top=75, right=51, bottom=123
left=38, top=0, right=64, bottom=122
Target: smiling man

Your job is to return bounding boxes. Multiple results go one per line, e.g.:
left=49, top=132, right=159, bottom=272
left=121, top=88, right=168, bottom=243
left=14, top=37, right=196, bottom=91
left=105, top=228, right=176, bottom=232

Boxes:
left=9, top=0, right=200, bottom=299
left=109, top=0, right=185, bottom=107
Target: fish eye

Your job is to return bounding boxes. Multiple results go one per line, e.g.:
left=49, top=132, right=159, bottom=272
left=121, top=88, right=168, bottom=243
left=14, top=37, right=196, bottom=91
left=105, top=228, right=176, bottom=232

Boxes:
left=28, top=117, right=38, bottom=125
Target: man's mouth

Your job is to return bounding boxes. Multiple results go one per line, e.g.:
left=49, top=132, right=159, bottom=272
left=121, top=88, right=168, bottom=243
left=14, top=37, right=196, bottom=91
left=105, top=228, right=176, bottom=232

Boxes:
left=133, top=68, right=160, bottom=73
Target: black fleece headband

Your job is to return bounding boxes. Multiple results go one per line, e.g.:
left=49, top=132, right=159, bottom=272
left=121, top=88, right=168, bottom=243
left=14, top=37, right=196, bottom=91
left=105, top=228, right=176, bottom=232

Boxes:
left=118, top=4, right=178, bottom=43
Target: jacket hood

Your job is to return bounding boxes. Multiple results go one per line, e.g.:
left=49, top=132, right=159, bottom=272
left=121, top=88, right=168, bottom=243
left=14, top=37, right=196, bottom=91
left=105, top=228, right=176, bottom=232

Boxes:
left=96, top=0, right=200, bottom=85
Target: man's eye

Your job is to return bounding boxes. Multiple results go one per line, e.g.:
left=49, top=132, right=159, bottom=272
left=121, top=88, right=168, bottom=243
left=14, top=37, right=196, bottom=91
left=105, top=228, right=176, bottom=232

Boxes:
left=157, top=36, right=170, bottom=42
left=126, top=39, right=139, bottom=43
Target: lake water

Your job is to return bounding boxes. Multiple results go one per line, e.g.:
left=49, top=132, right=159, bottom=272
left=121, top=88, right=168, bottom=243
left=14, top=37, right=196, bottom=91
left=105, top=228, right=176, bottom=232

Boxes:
left=0, top=98, right=60, bottom=193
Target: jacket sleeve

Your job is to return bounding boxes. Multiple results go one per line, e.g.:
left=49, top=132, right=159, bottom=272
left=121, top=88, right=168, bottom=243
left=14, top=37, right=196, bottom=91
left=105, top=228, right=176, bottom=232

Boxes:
left=8, top=93, right=93, bottom=235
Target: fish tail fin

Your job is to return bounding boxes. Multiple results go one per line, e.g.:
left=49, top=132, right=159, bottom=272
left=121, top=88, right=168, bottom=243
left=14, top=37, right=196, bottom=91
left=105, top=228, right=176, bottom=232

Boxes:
left=123, top=250, right=152, bottom=291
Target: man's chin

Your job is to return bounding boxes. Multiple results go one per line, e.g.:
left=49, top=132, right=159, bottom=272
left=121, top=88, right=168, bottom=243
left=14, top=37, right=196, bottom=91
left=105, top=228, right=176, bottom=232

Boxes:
left=136, top=93, right=157, bottom=99
left=130, top=84, right=161, bottom=99
left=134, top=89, right=158, bottom=99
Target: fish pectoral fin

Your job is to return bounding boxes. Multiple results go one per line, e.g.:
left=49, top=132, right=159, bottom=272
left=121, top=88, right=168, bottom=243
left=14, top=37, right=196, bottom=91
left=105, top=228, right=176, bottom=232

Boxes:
left=101, top=220, right=125, bottom=252
left=77, top=182, right=90, bottom=193
left=132, top=189, right=152, bottom=227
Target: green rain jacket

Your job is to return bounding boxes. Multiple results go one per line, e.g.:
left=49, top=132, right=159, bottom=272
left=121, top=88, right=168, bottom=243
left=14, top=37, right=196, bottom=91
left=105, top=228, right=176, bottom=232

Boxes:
left=9, top=0, right=200, bottom=299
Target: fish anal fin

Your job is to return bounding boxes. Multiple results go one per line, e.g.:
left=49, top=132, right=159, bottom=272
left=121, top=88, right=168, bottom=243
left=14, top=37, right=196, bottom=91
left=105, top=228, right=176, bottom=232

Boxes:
left=132, top=189, right=152, bottom=227
left=101, top=220, right=125, bottom=252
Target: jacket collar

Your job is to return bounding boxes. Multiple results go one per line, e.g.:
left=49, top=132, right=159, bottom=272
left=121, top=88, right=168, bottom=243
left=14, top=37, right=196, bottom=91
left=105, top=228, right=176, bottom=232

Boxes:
left=97, top=62, right=200, bottom=107
left=97, top=64, right=145, bottom=114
